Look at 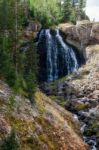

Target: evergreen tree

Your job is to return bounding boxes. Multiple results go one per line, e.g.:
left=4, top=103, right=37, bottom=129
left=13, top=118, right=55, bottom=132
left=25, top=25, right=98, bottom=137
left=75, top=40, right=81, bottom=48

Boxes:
left=61, top=0, right=72, bottom=22
left=29, top=0, right=62, bottom=26
left=77, top=0, right=86, bottom=20
left=0, top=0, right=30, bottom=89
left=70, top=8, right=77, bottom=24
left=26, top=71, right=37, bottom=102
left=24, top=41, right=38, bottom=101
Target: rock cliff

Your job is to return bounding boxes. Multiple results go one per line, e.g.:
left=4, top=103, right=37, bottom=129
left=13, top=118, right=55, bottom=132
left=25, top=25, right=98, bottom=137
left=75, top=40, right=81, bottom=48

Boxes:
left=59, top=21, right=99, bottom=51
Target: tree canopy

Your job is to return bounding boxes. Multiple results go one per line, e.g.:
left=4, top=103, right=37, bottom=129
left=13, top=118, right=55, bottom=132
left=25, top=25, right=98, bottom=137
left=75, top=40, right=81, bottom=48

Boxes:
left=29, top=0, right=62, bottom=26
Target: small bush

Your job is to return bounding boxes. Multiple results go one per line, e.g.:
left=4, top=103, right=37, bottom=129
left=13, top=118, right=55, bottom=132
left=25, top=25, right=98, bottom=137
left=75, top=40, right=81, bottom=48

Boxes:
left=8, top=95, right=16, bottom=111
left=1, top=129, right=20, bottom=150
left=26, top=71, right=37, bottom=102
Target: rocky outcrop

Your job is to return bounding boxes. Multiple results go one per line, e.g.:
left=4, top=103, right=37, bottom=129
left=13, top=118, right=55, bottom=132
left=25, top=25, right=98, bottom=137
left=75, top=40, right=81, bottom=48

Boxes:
left=59, top=21, right=99, bottom=51
left=0, top=81, right=89, bottom=150
left=24, top=20, right=41, bottom=39
left=91, top=24, right=99, bottom=43
left=19, top=20, right=41, bottom=52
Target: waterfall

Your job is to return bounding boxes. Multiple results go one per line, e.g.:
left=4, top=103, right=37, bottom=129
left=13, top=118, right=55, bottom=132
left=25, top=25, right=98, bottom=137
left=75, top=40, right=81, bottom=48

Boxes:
left=46, top=29, right=53, bottom=81
left=56, top=29, right=78, bottom=74
left=38, top=29, right=79, bottom=82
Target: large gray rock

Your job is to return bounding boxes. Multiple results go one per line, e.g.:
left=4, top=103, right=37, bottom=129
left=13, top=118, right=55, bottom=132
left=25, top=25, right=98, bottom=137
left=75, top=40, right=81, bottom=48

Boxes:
left=91, top=23, right=99, bottom=42
left=59, top=21, right=99, bottom=50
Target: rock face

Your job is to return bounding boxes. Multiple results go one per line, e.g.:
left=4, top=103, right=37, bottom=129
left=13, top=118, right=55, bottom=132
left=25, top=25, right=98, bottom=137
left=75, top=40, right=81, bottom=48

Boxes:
left=19, top=20, right=41, bottom=53
left=24, top=20, right=42, bottom=39
left=0, top=81, right=89, bottom=150
left=59, top=21, right=99, bottom=50
left=91, top=24, right=99, bottom=42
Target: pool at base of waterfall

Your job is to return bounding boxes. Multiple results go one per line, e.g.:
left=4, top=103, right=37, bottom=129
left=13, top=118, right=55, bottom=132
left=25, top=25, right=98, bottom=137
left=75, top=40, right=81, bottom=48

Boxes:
left=37, top=29, right=84, bottom=82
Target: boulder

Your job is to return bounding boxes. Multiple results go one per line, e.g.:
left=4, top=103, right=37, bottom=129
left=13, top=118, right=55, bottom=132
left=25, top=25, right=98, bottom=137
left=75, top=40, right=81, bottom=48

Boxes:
left=91, top=23, right=99, bottom=42
left=59, top=21, right=99, bottom=50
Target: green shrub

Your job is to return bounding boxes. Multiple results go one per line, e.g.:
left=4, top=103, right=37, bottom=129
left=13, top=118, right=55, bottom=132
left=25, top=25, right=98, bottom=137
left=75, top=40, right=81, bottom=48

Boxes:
left=26, top=71, right=37, bottom=102
left=1, top=129, right=20, bottom=150
left=8, top=95, right=16, bottom=111
left=29, top=0, right=62, bottom=27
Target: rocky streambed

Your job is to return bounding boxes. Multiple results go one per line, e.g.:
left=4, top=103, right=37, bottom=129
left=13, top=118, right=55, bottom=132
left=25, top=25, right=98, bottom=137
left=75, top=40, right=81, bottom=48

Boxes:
left=41, top=45, right=99, bottom=150
left=43, top=81, right=99, bottom=150
left=71, top=99, right=99, bottom=150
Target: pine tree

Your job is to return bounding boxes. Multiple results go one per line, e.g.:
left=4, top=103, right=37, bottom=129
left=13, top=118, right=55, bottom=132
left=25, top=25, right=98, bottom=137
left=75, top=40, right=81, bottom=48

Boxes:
left=25, top=41, right=38, bottom=101
left=26, top=71, right=37, bottom=102
left=77, top=0, right=86, bottom=20
left=0, top=0, right=39, bottom=97
left=0, top=0, right=29, bottom=89
left=29, top=0, right=62, bottom=26
left=62, top=0, right=72, bottom=22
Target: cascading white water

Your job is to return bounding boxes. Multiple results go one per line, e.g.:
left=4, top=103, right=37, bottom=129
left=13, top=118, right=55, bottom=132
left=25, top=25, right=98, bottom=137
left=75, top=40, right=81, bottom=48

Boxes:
left=53, top=35, right=58, bottom=80
left=56, top=29, right=78, bottom=74
left=38, top=29, right=79, bottom=82
left=45, top=29, right=53, bottom=81
left=45, top=29, right=59, bottom=81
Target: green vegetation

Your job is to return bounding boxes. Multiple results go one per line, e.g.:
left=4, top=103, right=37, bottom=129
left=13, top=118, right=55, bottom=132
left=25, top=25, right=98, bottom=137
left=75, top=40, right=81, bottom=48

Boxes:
left=0, top=0, right=38, bottom=100
left=61, top=0, right=87, bottom=23
left=1, top=128, right=20, bottom=150
left=29, top=0, right=87, bottom=26
left=8, top=95, right=16, bottom=111
left=84, top=119, right=99, bottom=136
left=29, top=0, right=62, bottom=26
left=62, top=0, right=73, bottom=22
left=24, top=41, right=38, bottom=100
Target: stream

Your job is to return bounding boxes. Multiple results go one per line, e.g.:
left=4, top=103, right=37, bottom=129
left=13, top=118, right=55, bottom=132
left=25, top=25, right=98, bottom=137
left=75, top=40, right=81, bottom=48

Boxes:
left=73, top=111, right=98, bottom=150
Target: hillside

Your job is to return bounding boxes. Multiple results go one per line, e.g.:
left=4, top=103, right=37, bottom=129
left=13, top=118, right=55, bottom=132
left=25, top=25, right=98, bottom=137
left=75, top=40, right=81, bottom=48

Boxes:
left=0, top=82, right=89, bottom=150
